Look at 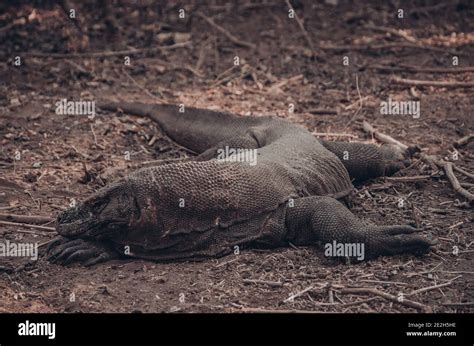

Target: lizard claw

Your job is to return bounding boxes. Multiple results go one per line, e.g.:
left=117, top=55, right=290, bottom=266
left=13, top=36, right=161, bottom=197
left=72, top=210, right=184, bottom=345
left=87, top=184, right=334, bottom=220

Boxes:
left=380, top=145, right=413, bottom=176
left=367, top=225, right=435, bottom=259
left=47, top=236, right=117, bottom=266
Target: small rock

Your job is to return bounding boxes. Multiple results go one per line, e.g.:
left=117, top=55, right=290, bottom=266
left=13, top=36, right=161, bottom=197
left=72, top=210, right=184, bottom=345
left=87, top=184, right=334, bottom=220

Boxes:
left=10, top=98, right=21, bottom=107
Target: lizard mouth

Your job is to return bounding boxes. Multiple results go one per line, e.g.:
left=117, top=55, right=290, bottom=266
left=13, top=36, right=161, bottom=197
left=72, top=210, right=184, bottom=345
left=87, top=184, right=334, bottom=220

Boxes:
left=56, top=201, right=130, bottom=239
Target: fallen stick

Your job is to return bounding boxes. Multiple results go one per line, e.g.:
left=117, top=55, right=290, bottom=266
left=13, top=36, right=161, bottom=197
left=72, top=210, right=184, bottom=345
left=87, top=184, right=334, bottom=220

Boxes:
left=364, top=24, right=417, bottom=43
left=453, top=165, right=474, bottom=179
left=3, top=228, right=53, bottom=237
left=385, top=175, right=431, bottom=182
left=283, top=285, right=315, bottom=303
left=340, top=287, right=431, bottom=312
left=196, top=12, right=256, bottom=50
left=362, top=121, right=408, bottom=150
left=284, top=0, right=319, bottom=59
left=234, top=307, right=327, bottom=313
left=444, top=162, right=474, bottom=202
left=22, top=41, right=191, bottom=59
left=442, top=302, right=474, bottom=306
left=344, top=74, right=363, bottom=129
left=361, top=121, right=474, bottom=203
left=242, top=279, right=284, bottom=288
left=321, top=42, right=461, bottom=55
left=407, top=281, right=454, bottom=296
left=391, top=76, right=474, bottom=88
left=0, top=220, right=55, bottom=232
left=0, top=213, right=52, bottom=224
left=454, top=134, right=474, bottom=148
left=370, top=65, right=474, bottom=74
left=359, top=279, right=408, bottom=286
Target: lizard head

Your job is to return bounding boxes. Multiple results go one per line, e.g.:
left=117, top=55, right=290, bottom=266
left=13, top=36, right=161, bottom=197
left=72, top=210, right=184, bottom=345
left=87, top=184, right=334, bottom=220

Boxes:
left=56, top=179, right=139, bottom=239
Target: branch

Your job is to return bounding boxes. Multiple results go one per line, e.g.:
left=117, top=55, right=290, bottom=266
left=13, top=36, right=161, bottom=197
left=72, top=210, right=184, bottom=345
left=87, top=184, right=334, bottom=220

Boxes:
left=362, top=121, right=474, bottom=203
left=444, top=162, right=474, bottom=202
left=196, top=12, right=256, bottom=50
left=242, top=279, right=284, bottom=288
left=341, top=287, right=431, bottom=312
left=321, top=42, right=461, bottom=55
left=362, top=121, right=408, bottom=150
left=454, top=134, right=474, bottom=148
left=364, top=24, right=417, bottom=43
left=391, top=76, right=474, bottom=88
left=0, top=213, right=52, bottom=224
left=284, top=0, right=319, bottom=59
left=22, top=41, right=191, bottom=59
left=0, top=220, right=55, bottom=232
left=370, top=65, right=474, bottom=74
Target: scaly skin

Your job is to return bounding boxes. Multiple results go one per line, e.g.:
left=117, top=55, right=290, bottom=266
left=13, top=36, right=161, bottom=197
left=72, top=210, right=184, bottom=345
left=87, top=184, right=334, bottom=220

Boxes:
left=47, top=102, right=433, bottom=266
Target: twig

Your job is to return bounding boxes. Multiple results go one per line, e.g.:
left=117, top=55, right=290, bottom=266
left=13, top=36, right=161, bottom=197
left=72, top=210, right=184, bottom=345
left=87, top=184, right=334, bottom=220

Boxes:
left=321, top=42, right=462, bottom=55
left=359, top=279, right=408, bottom=286
left=362, top=121, right=408, bottom=150
left=444, top=162, right=474, bottom=202
left=143, top=58, right=204, bottom=78
left=0, top=220, right=55, bottom=232
left=0, top=213, right=52, bottom=224
left=385, top=175, right=431, bottom=182
left=283, top=285, right=315, bottom=303
left=3, top=228, right=52, bottom=237
left=242, top=279, right=284, bottom=288
left=391, top=76, right=474, bottom=88
left=407, top=281, right=454, bottom=297
left=234, top=307, right=327, bottom=313
left=214, top=257, right=239, bottom=268
left=340, top=287, right=431, bottom=312
left=22, top=42, right=192, bottom=59
left=121, top=67, right=163, bottom=101
left=454, top=134, right=474, bottom=148
left=442, top=302, right=474, bottom=306
left=90, top=124, right=106, bottom=150
left=284, top=0, right=319, bottom=58
left=196, top=12, right=256, bottom=49
left=364, top=24, right=417, bottom=43
left=409, top=2, right=453, bottom=16
left=38, top=238, right=58, bottom=248
left=345, top=74, right=363, bottom=129
left=370, top=64, right=474, bottom=74
left=453, top=165, right=474, bottom=179
left=362, top=121, right=474, bottom=202
left=270, top=74, right=303, bottom=91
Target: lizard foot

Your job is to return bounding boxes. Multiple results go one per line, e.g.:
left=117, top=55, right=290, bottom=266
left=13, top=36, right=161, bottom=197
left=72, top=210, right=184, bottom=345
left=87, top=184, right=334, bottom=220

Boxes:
left=380, top=144, right=416, bottom=176
left=47, top=236, right=118, bottom=266
left=368, top=225, right=435, bottom=259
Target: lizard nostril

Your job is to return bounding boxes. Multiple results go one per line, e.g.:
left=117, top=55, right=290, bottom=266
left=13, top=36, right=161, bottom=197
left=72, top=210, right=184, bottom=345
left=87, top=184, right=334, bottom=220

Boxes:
left=57, top=212, right=65, bottom=223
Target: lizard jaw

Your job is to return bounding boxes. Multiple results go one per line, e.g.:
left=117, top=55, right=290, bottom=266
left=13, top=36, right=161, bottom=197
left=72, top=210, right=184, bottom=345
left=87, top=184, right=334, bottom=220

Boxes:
left=56, top=181, right=137, bottom=239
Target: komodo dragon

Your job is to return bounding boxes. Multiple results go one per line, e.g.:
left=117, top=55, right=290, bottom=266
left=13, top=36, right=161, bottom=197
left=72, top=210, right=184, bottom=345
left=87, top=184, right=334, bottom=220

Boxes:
left=47, top=102, right=433, bottom=266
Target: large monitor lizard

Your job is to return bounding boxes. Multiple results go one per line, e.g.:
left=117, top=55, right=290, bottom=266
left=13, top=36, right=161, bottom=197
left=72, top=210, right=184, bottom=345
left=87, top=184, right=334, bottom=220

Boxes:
left=47, top=102, right=433, bottom=266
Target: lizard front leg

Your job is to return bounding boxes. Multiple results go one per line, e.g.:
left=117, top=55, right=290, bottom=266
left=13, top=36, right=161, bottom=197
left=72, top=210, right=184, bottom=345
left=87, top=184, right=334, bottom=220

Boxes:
left=285, top=196, right=433, bottom=261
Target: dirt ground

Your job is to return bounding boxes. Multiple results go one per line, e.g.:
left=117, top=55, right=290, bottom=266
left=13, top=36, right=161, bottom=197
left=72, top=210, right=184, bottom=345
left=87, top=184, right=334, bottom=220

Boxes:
left=0, top=1, right=473, bottom=313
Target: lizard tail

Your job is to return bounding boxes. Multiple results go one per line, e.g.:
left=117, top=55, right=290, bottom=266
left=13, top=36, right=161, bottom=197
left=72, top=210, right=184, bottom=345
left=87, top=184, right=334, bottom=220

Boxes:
left=98, top=101, right=256, bottom=153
